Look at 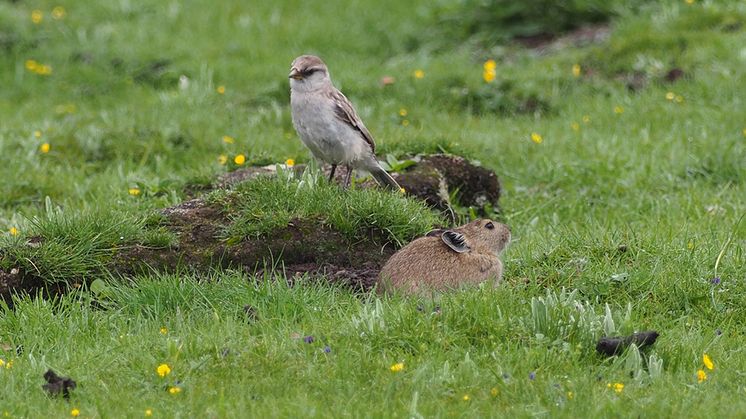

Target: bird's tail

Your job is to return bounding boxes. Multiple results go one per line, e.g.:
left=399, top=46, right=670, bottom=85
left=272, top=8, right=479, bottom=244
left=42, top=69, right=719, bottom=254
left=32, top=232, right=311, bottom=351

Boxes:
left=369, top=166, right=401, bottom=191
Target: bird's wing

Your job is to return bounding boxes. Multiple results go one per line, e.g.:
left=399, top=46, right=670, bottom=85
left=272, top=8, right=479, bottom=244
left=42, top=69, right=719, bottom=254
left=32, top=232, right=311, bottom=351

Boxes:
left=328, top=88, right=376, bottom=152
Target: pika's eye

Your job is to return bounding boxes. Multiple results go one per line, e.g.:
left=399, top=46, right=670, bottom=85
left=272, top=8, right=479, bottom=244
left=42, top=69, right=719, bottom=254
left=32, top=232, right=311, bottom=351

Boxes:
left=485, top=222, right=495, bottom=230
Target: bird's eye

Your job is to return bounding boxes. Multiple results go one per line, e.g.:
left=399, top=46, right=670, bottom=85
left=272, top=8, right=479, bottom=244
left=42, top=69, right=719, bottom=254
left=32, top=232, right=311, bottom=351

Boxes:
left=303, top=68, right=319, bottom=75
left=485, top=222, right=495, bottom=230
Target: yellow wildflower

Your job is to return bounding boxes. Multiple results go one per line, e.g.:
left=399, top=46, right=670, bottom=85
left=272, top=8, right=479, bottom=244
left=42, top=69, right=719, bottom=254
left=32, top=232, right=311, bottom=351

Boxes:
left=159, top=327, right=168, bottom=335
left=234, top=154, right=246, bottom=165
left=399, top=187, right=406, bottom=194
left=31, top=10, right=43, bottom=24
left=402, top=119, right=410, bottom=127
left=25, top=60, right=38, bottom=71
left=666, top=92, right=675, bottom=101
left=530, top=132, right=543, bottom=144
left=572, top=64, right=581, bottom=77
left=687, top=241, right=694, bottom=250
left=40, top=143, right=50, bottom=153
left=483, top=60, right=497, bottom=82
left=571, top=122, right=580, bottom=132
left=156, top=363, right=171, bottom=377
left=70, top=409, right=80, bottom=417
left=390, top=362, right=404, bottom=372
left=285, top=158, right=295, bottom=167
left=145, top=409, right=153, bottom=416
left=128, top=188, right=141, bottom=196
left=685, top=0, right=694, bottom=4
left=40, top=65, right=53, bottom=75
left=216, top=85, right=226, bottom=94
left=462, top=394, right=470, bottom=401
left=614, top=106, right=624, bottom=114
left=697, top=369, right=707, bottom=383
left=222, top=135, right=234, bottom=144
left=218, top=155, right=228, bottom=165
left=0, top=359, right=4, bottom=367
left=398, top=108, right=408, bottom=117
left=703, top=353, right=714, bottom=370
left=168, top=386, right=182, bottom=394
left=567, top=391, right=574, bottom=399
left=582, top=115, right=590, bottom=124
left=34, top=130, right=42, bottom=138
left=9, top=227, right=18, bottom=236
left=483, top=69, right=496, bottom=83
left=490, top=387, right=499, bottom=397
left=742, top=128, right=746, bottom=137
left=413, top=69, right=425, bottom=79
left=607, top=382, right=624, bottom=393
left=52, top=6, right=66, bottom=20
left=675, top=95, right=684, bottom=103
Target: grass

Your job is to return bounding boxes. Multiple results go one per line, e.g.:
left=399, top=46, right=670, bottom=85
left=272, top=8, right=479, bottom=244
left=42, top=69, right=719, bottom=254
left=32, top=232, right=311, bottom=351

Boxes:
left=210, top=167, right=442, bottom=245
left=1, top=0, right=745, bottom=417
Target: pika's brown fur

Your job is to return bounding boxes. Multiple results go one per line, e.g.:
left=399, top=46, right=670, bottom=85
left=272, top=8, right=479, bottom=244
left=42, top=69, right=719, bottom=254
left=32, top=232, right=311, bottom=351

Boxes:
left=378, top=219, right=511, bottom=296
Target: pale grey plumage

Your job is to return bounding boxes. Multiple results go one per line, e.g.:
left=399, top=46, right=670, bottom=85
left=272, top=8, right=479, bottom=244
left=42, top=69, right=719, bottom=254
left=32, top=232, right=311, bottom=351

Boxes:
left=289, top=55, right=400, bottom=189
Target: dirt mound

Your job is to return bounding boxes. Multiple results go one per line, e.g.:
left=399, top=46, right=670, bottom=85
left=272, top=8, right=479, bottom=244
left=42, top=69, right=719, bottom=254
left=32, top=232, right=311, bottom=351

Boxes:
left=211, top=154, right=501, bottom=215
left=111, top=199, right=395, bottom=290
left=2, top=154, right=501, bottom=300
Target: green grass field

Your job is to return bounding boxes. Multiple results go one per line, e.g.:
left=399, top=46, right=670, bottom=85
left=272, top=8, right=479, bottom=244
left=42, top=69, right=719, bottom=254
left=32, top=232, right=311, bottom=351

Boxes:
left=1, top=0, right=745, bottom=417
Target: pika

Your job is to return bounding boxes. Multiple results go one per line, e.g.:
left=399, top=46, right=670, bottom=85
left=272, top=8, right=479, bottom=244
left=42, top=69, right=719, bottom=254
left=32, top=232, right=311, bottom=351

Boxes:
left=378, top=219, right=511, bottom=296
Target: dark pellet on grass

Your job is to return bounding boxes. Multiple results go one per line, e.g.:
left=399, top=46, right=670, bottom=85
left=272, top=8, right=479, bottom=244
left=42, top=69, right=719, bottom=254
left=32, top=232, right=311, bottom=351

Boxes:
left=596, top=331, right=659, bottom=357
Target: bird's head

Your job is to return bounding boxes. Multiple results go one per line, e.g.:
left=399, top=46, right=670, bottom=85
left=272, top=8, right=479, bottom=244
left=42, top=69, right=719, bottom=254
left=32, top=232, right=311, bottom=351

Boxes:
left=289, top=55, right=331, bottom=92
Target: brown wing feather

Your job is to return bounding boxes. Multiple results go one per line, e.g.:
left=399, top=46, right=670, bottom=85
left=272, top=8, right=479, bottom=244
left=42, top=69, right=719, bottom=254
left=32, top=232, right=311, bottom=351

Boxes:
left=328, top=88, right=376, bottom=152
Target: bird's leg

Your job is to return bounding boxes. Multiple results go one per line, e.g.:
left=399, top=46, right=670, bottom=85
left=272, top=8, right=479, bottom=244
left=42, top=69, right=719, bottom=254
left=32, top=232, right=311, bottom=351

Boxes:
left=343, top=165, right=353, bottom=189
left=328, top=164, right=337, bottom=183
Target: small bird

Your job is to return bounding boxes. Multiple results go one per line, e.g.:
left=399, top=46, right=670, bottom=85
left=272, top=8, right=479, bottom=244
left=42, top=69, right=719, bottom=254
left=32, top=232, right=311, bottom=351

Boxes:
left=289, top=55, right=400, bottom=190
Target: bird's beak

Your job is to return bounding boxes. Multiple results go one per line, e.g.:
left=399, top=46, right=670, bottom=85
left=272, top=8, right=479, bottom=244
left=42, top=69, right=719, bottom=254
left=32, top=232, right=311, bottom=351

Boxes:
left=289, top=67, right=303, bottom=80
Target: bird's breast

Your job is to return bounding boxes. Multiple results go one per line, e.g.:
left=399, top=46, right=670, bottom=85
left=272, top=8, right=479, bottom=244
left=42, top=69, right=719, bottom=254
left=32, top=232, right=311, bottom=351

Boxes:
left=290, top=92, right=367, bottom=164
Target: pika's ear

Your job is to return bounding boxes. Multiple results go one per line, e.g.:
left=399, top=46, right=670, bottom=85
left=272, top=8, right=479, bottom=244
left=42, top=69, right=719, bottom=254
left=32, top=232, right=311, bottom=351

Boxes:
left=441, top=231, right=470, bottom=253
